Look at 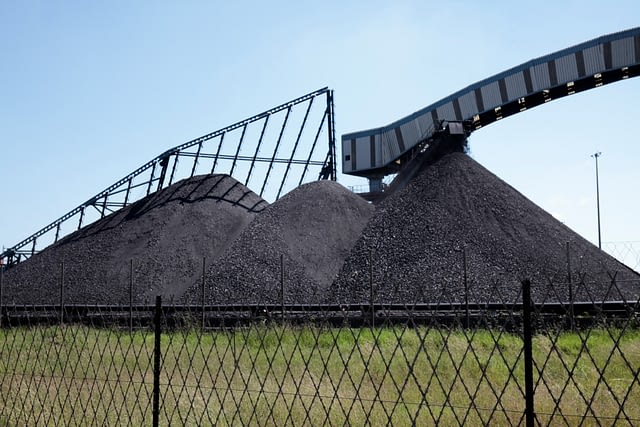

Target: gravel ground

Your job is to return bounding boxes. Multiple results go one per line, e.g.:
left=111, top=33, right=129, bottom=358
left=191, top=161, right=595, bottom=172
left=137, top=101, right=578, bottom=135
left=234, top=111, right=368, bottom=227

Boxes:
left=3, top=174, right=267, bottom=304
left=182, top=180, right=374, bottom=304
left=329, top=151, right=640, bottom=305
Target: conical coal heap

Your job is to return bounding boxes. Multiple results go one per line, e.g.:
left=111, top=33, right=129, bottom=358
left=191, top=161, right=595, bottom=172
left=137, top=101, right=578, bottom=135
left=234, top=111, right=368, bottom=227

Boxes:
left=185, top=180, right=374, bottom=304
left=330, top=152, right=639, bottom=304
left=3, top=174, right=267, bottom=304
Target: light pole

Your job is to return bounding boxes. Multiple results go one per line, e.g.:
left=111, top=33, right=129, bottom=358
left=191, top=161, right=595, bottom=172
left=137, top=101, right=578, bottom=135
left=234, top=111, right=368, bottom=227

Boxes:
left=591, top=152, right=602, bottom=249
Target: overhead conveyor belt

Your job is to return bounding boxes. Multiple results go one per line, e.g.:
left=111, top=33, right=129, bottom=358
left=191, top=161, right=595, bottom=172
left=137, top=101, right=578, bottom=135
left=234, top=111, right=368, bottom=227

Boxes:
left=342, top=27, right=640, bottom=178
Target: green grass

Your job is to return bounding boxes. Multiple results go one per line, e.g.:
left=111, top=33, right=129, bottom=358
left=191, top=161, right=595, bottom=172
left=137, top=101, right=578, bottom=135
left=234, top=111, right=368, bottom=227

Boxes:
left=0, top=324, right=639, bottom=426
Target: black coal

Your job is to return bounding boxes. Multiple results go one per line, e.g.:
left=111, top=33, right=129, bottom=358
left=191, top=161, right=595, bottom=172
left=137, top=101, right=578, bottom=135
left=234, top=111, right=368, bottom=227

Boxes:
left=182, top=180, right=374, bottom=304
left=3, top=174, right=266, bottom=304
left=329, top=151, right=639, bottom=304
left=5, top=152, right=637, bottom=307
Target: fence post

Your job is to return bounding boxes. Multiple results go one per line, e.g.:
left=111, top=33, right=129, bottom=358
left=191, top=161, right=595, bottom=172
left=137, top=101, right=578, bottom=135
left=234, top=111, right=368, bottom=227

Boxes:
left=0, top=264, right=4, bottom=328
left=153, top=295, right=162, bottom=427
left=463, top=246, right=469, bottom=328
left=60, top=262, right=65, bottom=326
left=280, top=254, right=285, bottom=324
left=369, top=249, right=374, bottom=328
left=202, top=256, right=206, bottom=329
left=522, top=279, right=535, bottom=427
left=566, top=242, right=575, bottom=331
left=130, top=259, right=134, bottom=334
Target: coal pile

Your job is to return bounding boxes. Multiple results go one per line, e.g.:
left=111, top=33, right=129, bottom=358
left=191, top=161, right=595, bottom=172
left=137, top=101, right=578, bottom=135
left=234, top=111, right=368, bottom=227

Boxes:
left=3, top=174, right=267, bottom=305
left=183, top=180, right=374, bottom=304
left=330, top=151, right=639, bottom=304
left=5, top=150, right=637, bottom=308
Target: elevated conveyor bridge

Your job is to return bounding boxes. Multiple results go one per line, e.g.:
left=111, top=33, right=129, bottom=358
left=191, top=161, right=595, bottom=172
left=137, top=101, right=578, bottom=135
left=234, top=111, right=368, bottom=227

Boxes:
left=342, top=27, right=640, bottom=190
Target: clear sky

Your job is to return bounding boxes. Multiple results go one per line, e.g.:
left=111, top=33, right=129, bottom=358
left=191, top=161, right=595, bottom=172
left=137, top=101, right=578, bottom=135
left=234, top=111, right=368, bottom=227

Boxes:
left=1, top=1, right=639, bottom=260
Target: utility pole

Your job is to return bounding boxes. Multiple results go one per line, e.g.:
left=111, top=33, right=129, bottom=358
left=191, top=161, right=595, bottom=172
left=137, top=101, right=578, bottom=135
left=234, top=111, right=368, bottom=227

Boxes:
left=591, top=152, right=602, bottom=249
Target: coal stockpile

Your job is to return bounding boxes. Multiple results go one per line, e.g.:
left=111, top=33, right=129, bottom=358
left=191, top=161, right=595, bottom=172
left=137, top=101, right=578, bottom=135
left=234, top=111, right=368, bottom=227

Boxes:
left=330, top=151, right=639, bottom=305
left=183, top=180, right=374, bottom=304
left=5, top=150, right=637, bottom=308
left=3, top=174, right=267, bottom=305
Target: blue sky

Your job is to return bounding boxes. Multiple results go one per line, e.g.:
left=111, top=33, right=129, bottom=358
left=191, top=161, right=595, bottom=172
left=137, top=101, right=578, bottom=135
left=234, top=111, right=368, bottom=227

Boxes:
left=1, top=1, right=639, bottom=257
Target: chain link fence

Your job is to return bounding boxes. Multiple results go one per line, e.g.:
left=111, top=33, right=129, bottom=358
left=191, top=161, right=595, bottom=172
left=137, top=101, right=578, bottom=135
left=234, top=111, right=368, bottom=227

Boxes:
left=604, top=241, right=640, bottom=272
left=1, top=254, right=639, bottom=425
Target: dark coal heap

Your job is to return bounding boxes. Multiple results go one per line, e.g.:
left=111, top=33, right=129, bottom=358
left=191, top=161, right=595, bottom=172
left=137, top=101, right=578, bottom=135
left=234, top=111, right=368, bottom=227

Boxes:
left=3, top=174, right=267, bottom=304
left=329, top=151, right=639, bottom=304
left=182, top=180, right=374, bottom=304
left=4, top=151, right=638, bottom=306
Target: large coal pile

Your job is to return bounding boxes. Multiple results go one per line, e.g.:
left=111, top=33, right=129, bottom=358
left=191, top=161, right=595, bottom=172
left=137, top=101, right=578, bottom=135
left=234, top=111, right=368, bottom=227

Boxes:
left=183, top=180, right=374, bottom=304
left=330, top=151, right=639, bottom=304
left=3, top=174, right=267, bottom=304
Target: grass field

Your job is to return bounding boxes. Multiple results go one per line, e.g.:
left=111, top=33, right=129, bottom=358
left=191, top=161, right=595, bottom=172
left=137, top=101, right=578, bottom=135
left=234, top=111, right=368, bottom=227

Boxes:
left=1, top=324, right=639, bottom=426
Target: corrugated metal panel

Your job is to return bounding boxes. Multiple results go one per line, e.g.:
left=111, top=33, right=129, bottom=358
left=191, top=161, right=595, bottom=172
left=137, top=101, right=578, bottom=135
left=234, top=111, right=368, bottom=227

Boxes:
left=374, top=134, right=382, bottom=168
left=414, top=117, right=424, bottom=135
left=436, top=102, right=457, bottom=121
left=380, top=133, right=390, bottom=166
left=389, top=129, right=401, bottom=158
left=458, top=91, right=479, bottom=118
left=611, top=37, right=635, bottom=68
left=379, top=132, right=389, bottom=166
left=382, top=129, right=400, bottom=164
left=480, top=81, right=502, bottom=110
left=400, top=121, right=420, bottom=152
left=410, top=118, right=422, bottom=139
left=583, top=45, right=605, bottom=75
left=554, top=54, right=579, bottom=84
left=452, top=98, right=462, bottom=120
left=416, top=113, right=434, bottom=140
left=355, top=137, right=371, bottom=171
left=394, top=127, right=406, bottom=152
left=504, top=72, right=528, bottom=100
left=385, top=131, right=397, bottom=166
left=431, top=109, right=439, bottom=124
left=531, top=62, right=551, bottom=91
left=414, top=116, right=424, bottom=139
left=342, top=138, right=352, bottom=173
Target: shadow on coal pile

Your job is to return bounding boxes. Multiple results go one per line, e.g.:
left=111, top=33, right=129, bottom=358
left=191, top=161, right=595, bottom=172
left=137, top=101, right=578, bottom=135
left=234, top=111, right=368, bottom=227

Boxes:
left=124, top=175, right=266, bottom=220
left=67, top=174, right=267, bottom=243
left=3, top=174, right=268, bottom=305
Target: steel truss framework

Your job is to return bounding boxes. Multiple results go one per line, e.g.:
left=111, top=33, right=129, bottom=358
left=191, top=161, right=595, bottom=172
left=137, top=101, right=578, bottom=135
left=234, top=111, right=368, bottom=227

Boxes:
left=1, top=88, right=336, bottom=267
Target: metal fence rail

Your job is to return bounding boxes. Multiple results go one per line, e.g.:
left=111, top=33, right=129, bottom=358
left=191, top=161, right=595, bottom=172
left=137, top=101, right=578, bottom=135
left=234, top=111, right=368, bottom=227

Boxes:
left=1, top=279, right=639, bottom=426
left=0, top=300, right=636, bottom=330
